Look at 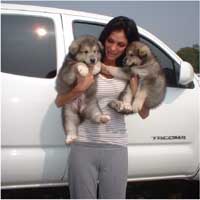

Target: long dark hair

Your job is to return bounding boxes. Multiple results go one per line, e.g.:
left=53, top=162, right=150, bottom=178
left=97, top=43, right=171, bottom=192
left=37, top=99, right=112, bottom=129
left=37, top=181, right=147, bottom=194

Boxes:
left=99, top=16, right=140, bottom=66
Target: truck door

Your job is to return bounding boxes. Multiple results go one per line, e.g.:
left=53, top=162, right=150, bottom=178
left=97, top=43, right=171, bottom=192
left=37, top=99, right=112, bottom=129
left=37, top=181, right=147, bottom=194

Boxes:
left=1, top=9, right=68, bottom=188
left=126, top=35, right=199, bottom=181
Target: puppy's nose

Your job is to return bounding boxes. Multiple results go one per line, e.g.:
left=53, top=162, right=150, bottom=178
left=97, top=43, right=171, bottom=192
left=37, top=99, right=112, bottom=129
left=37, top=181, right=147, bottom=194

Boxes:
left=132, top=61, right=137, bottom=66
left=90, top=58, right=96, bottom=64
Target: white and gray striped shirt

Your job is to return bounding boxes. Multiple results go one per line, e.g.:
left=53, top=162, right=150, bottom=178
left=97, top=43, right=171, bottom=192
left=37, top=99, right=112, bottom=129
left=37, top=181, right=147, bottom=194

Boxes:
left=77, top=74, right=128, bottom=146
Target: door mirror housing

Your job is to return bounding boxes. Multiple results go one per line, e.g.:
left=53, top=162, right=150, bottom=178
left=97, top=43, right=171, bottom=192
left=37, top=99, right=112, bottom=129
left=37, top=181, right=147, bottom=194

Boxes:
left=178, top=61, right=194, bottom=85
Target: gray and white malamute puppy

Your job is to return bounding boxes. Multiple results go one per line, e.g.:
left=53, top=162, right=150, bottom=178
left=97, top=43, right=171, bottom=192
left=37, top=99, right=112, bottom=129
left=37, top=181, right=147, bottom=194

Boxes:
left=107, top=41, right=166, bottom=114
left=56, top=35, right=110, bottom=144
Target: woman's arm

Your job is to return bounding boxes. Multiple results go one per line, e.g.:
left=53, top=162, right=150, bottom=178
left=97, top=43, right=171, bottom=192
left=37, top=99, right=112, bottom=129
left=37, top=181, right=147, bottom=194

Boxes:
left=101, top=63, right=130, bottom=80
left=129, top=76, right=150, bottom=119
left=55, top=73, right=94, bottom=107
left=129, top=75, right=138, bottom=96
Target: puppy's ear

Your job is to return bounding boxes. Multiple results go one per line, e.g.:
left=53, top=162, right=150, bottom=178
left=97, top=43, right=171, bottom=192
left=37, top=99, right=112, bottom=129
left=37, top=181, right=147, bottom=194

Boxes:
left=97, top=41, right=104, bottom=53
left=139, top=47, right=147, bottom=57
left=68, top=40, right=80, bottom=56
left=139, top=46, right=150, bottom=58
left=131, top=42, right=139, bottom=55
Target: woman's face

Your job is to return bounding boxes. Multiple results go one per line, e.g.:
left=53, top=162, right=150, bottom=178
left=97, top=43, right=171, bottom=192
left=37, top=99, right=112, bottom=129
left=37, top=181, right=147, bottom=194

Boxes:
left=104, top=30, right=128, bottom=63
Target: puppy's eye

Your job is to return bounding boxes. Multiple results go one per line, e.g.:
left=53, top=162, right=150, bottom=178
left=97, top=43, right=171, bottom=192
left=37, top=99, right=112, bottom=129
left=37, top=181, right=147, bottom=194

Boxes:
left=84, top=50, right=89, bottom=54
left=93, top=50, right=97, bottom=53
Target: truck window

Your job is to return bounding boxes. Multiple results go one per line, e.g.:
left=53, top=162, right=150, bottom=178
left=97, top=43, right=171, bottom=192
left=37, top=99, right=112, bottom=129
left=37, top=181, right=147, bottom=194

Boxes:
left=140, top=37, right=180, bottom=87
left=73, top=20, right=105, bottom=39
left=73, top=20, right=189, bottom=88
left=1, top=14, right=57, bottom=78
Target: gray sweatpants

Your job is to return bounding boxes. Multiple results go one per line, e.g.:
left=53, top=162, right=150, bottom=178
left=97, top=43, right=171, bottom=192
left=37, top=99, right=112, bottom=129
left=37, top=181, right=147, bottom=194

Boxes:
left=68, top=142, right=128, bottom=199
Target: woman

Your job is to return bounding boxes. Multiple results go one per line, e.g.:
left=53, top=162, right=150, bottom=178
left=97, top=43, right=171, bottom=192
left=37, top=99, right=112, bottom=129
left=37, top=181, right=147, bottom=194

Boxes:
left=56, top=16, right=148, bottom=199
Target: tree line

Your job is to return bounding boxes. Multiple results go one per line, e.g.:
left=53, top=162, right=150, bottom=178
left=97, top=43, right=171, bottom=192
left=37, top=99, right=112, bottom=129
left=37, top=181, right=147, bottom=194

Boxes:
left=176, top=44, right=199, bottom=73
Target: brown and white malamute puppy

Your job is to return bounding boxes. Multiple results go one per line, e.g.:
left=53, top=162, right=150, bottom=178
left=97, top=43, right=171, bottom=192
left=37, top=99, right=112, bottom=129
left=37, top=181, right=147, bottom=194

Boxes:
left=56, top=35, right=110, bottom=144
left=107, top=41, right=166, bottom=114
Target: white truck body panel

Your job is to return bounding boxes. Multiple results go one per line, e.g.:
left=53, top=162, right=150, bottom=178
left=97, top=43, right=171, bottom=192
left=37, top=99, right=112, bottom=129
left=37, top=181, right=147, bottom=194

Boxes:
left=1, top=3, right=199, bottom=189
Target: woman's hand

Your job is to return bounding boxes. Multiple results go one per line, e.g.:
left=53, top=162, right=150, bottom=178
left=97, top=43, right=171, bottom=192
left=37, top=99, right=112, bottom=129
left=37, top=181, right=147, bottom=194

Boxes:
left=130, top=75, right=150, bottom=119
left=101, top=63, right=111, bottom=76
left=101, top=63, right=130, bottom=80
left=76, top=72, right=94, bottom=88
left=55, top=73, right=94, bottom=108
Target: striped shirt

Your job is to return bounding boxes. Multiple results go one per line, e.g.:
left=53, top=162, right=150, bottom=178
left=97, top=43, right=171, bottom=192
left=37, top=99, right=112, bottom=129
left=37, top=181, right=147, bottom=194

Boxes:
left=77, top=74, right=128, bottom=146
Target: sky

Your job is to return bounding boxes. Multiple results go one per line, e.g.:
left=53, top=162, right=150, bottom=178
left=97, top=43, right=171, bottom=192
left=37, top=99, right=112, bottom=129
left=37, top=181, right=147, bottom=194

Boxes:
left=2, top=1, right=199, bottom=52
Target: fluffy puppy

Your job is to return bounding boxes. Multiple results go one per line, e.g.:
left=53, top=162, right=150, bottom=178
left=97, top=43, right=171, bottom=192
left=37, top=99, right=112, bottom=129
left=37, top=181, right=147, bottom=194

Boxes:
left=108, top=41, right=166, bottom=114
left=56, top=35, right=110, bottom=144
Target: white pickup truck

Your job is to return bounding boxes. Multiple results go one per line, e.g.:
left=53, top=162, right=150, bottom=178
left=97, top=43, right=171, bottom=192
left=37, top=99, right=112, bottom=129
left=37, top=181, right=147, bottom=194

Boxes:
left=1, top=3, right=199, bottom=190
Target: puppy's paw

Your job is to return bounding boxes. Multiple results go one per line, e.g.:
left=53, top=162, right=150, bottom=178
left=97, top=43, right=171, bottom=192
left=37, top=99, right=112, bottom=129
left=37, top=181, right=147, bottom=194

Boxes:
left=94, top=114, right=111, bottom=123
left=77, top=64, right=89, bottom=77
left=109, top=100, right=124, bottom=112
left=99, top=114, right=111, bottom=123
left=92, top=61, right=101, bottom=75
left=122, top=102, right=133, bottom=114
left=65, top=134, right=78, bottom=144
left=132, top=100, right=143, bottom=113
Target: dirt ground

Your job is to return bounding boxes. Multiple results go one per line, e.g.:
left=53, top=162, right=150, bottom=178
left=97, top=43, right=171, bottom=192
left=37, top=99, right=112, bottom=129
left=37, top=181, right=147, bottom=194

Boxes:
left=1, top=180, right=199, bottom=199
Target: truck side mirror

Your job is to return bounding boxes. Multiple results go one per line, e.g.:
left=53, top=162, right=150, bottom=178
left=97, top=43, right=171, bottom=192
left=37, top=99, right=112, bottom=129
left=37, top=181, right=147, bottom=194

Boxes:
left=178, top=61, right=194, bottom=85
